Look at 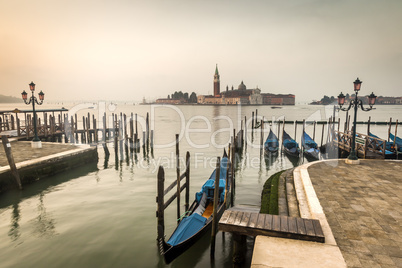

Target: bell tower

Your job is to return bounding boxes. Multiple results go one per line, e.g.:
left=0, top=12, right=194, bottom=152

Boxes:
left=213, top=64, right=220, bottom=97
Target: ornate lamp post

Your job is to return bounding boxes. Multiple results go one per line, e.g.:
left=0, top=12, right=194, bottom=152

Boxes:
left=338, top=78, right=377, bottom=164
left=22, top=81, right=45, bottom=148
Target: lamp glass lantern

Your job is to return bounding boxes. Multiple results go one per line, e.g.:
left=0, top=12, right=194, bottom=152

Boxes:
left=38, top=90, right=45, bottom=101
left=368, top=92, right=377, bottom=107
left=338, top=92, right=346, bottom=107
left=353, top=78, right=362, bottom=92
left=21, top=90, right=28, bottom=101
left=29, top=81, right=36, bottom=92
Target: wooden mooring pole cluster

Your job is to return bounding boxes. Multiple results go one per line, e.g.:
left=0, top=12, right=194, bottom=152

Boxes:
left=0, top=109, right=154, bottom=158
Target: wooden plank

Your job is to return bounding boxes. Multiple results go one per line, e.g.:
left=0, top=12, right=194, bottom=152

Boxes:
left=272, top=215, right=281, bottom=232
left=280, top=215, right=289, bottom=233
left=219, top=210, right=231, bottom=225
left=255, top=213, right=266, bottom=229
left=304, top=219, right=315, bottom=236
left=164, top=179, right=177, bottom=196
left=248, top=212, right=259, bottom=228
left=264, top=214, right=273, bottom=230
left=312, top=219, right=325, bottom=239
left=227, top=211, right=238, bottom=225
left=234, top=211, right=243, bottom=225
left=296, top=217, right=307, bottom=235
left=239, top=212, right=251, bottom=227
left=288, top=216, right=298, bottom=234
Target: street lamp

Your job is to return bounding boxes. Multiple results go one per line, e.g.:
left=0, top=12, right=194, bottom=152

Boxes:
left=22, top=81, right=45, bottom=148
left=338, top=78, right=377, bottom=164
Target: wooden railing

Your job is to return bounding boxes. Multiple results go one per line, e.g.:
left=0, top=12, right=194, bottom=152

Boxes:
left=333, top=130, right=386, bottom=159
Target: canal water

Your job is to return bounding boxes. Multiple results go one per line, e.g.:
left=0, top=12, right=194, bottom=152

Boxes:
left=0, top=103, right=400, bottom=267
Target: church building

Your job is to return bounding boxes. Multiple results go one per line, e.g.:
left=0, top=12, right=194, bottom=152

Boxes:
left=197, top=65, right=295, bottom=105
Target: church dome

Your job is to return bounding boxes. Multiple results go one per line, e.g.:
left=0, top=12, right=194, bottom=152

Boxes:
left=238, top=81, right=246, bottom=91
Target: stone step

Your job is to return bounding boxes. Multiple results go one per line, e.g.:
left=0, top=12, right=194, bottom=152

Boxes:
left=285, top=168, right=300, bottom=218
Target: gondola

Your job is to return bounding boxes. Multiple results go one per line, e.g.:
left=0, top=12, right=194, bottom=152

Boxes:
left=301, top=131, right=320, bottom=160
left=369, top=132, right=396, bottom=158
left=389, top=133, right=402, bottom=152
left=282, top=130, right=300, bottom=158
left=160, top=151, right=230, bottom=264
left=264, top=129, right=279, bottom=155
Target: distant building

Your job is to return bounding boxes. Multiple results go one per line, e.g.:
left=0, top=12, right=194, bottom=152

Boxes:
left=197, top=65, right=295, bottom=105
left=155, top=98, right=186, bottom=104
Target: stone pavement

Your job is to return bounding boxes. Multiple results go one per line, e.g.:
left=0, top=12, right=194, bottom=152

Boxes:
left=308, top=160, right=402, bottom=268
left=0, top=140, right=81, bottom=167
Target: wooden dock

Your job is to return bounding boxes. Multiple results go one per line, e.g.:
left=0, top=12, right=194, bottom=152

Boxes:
left=219, top=209, right=325, bottom=243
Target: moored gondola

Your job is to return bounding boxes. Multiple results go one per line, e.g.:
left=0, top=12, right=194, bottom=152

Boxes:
left=301, top=131, right=320, bottom=160
left=282, top=130, right=300, bottom=158
left=264, top=129, right=279, bottom=155
left=160, top=151, right=230, bottom=264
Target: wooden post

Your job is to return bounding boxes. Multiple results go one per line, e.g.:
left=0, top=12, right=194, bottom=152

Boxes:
left=71, top=116, right=75, bottom=143
left=175, top=134, right=181, bottom=223
left=313, top=121, right=316, bottom=141
left=294, top=120, right=297, bottom=143
left=156, top=166, right=165, bottom=248
left=251, top=112, right=254, bottom=130
left=16, top=117, right=21, bottom=137
left=344, top=110, right=349, bottom=132
left=260, top=120, right=264, bottom=156
left=367, top=116, right=371, bottom=136
left=135, top=113, right=138, bottom=136
left=388, top=117, right=392, bottom=142
left=277, top=120, right=281, bottom=143
left=393, top=120, right=398, bottom=150
left=321, top=122, right=325, bottom=148
left=103, top=113, right=107, bottom=142
left=210, top=156, right=221, bottom=258
left=255, top=109, right=258, bottom=127
left=82, top=116, right=86, bottom=143
left=282, top=118, right=286, bottom=147
left=1, top=136, right=22, bottom=190
left=130, top=113, right=134, bottom=141
left=10, top=115, right=15, bottom=130
left=146, top=112, right=150, bottom=149
left=244, top=116, right=247, bottom=149
left=185, top=151, right=190, bottom=212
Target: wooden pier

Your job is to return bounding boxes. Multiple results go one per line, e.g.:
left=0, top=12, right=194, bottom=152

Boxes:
left=0, top=108, right=153, bottom=154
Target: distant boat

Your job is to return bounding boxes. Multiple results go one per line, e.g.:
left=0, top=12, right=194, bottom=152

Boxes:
left=271, top=106, right=282, bottom=109
left=282, top=130, right=300, bottom=158
left=301, top=131, right=320, bottom=160
left=264, top=129, right=279, bottom=155
left=160, top=151, right=230, bottom=264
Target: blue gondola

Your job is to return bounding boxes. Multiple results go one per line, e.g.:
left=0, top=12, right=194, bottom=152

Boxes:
left=264, top=129, right=279, bottom=155
left=389, top=133, right=402, bottom=152
left=160, top=151, right=230, bottom=264
left=282, top=130, right=300, bottom=158
left=369, top=132, right=396, bottom=158
left=301, top=131, right=320, bottom=160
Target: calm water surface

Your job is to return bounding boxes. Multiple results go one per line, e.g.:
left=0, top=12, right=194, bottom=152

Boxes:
left=0, top=103, right=400, bottom=267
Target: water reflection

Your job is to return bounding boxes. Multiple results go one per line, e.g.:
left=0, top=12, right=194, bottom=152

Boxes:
left=30, top=193, right=57, bottom=238
left=8, top=203, right=20, bottom=242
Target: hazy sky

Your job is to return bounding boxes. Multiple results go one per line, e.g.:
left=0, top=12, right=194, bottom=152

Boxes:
left=1, top=0, right=401, bottom=103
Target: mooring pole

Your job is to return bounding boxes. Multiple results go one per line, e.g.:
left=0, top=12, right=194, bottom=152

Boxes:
left=210, top=156, right=221, bottom=258
left=175, top=134, right=181, bottom=223
left=156, top=166, right=165, bottom=253
left=388, top=117, right=392, bottom=142
left=1, top=136, right=22, bottom=189
left=185, top=151, right=190, bottom=212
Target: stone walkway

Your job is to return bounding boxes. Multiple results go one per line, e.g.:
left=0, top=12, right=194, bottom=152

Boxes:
left=308, top=160, right=402, bottom=268
left=0, top=140, right=81, bottom=167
